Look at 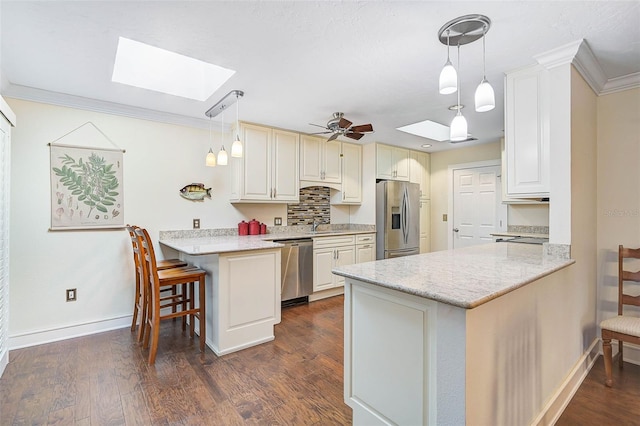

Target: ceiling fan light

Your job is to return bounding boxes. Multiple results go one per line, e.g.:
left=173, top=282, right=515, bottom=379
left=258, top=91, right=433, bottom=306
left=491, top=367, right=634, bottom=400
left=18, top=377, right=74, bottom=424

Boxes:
left=450, top=112, right=468, bottom=141
left=475, top=78, right=495, bottom=112
left=206, top=148, right=216, bottom=167
left=439, top=60, right=457, bottom=95
left=217, top=145, right=228, bottom=166
left=231, top=135, right=243, bottom=157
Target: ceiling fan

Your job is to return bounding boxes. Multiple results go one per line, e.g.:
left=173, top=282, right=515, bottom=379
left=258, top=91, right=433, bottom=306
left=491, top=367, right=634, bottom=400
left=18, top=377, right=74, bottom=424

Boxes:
left=309, top=112, right=374, bottom=142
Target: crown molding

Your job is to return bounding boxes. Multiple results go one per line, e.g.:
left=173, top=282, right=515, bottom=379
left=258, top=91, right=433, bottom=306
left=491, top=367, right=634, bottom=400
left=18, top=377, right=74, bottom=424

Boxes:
left=1, top=83, right=212, bottom=129
left=600, top=72, right=640, bottom=95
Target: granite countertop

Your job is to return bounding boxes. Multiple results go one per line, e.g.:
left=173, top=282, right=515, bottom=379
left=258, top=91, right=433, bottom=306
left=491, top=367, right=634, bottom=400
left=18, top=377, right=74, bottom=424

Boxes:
left=332, top=243, right=575, bottom=309
left=159, top=226, right=376, bottom=255
left=490, top=231, right=550, bottom=238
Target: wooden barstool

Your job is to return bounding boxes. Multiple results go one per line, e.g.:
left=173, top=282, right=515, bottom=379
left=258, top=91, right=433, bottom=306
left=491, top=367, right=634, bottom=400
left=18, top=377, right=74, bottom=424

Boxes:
left=126, top=225, right=188, bottom=340
left=135, top=227, right=207, bottom=365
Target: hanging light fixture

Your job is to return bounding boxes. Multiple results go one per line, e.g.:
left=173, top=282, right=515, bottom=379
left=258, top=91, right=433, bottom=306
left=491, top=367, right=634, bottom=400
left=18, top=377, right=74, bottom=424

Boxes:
left=474, top=31, right=495, bottom=112
left=450, top=45, right=467, bottom=142
left=231, top=91, right=243, bottom=158
left=217, top=111, right=228, bottom=166
left=438, top=30, right=457, bottom=95
left=206, top=116, right=216, bottom=167
left=437, top=15, right=492, bottom=142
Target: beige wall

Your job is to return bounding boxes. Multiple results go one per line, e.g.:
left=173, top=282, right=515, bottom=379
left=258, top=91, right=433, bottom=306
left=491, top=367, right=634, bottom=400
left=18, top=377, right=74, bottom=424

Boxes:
left=597, top=86, right=640, bottom=342
left=429, top=141, right=501, bottom=252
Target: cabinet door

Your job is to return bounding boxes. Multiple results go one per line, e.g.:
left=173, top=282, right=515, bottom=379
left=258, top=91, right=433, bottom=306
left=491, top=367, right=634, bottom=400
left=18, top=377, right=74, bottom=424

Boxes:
left=323, top=140, right=342, bottom=183
left=334, top=246, right=355, bottom=287
left=419, top=152, right=430, bottom=199
left=341, top=142, right=362, bottom=204
left=393, top=147, right=410, bottom=181
left=409, top=151, right=422, bottom=185
left=419, top=199, right=431, bottom=253
left=356, top=244, right=375, bottom=263
left=272, top=129, right=299, bottom=201
left=241, top=124, right=272, bottom=200
left=313, top=248, right=335, bottom=292
left=505, top=65, right=550, bottom=197
left=300, top=135, right=323, bottom=181
left=376, top=144, right=395, bottom=179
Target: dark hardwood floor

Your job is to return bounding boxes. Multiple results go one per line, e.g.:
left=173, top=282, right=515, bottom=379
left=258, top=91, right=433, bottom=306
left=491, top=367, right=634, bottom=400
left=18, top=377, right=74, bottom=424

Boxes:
left=0, top=296, right=351, bottom=425
left=2, top=294, right=639, bottom=425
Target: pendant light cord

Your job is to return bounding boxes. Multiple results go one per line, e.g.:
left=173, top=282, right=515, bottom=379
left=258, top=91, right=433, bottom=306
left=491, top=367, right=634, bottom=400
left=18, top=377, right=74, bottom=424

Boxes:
left=482, top=31, right=487, bottom=79
left=456, top=43, right=461, bottom=110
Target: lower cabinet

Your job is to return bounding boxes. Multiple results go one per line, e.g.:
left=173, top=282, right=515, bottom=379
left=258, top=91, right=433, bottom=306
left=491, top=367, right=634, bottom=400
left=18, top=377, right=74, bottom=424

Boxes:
left=419, top=199, right=431, bottom=253
left=312, top=233, right=376, bottom=295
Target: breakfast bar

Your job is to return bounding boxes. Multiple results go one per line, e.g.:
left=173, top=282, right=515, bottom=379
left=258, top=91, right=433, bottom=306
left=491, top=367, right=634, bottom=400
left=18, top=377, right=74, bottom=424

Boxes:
left=333, top=242, right=575, bottom=425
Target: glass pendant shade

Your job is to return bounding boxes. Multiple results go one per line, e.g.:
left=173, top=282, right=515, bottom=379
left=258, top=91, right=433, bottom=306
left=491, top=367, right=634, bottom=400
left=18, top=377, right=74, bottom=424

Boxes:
left=206, top=148, right=216, bottom=167
left=450, top=112, right=468, bottom=141
left=231, top=135, right=243, bottom=157
left=439, top=60, right=457, bottom=94
left=217, top=145, right=228, bottom=166
left=475, top=78, right=495, bottom=112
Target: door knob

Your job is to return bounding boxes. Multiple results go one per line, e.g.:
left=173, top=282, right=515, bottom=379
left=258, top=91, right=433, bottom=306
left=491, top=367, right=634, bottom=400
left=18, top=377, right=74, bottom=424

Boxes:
left=453, top=228, right=459, bottom=232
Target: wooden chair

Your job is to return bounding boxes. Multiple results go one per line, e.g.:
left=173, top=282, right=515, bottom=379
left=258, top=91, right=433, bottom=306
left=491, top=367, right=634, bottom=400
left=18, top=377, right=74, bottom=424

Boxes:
left=126, top=225, right=188, bottom=341
left=601, top=245, right=640, bottom=387
left=135, top=227, right=207, bottom=365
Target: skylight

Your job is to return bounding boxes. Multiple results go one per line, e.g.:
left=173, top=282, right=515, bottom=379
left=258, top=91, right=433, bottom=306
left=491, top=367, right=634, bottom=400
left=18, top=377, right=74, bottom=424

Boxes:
left=396, top=120, right=450, bottom=141
left=112, top=37, right=235, bottom=101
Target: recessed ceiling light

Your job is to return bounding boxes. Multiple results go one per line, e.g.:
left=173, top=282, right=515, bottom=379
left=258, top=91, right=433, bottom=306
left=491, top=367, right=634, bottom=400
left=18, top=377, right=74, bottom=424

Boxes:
left=421, top=144, right=432, bottom=148
left=396, top=119, right=450, bottom=141
left=112, top=37, right=235, bottom=101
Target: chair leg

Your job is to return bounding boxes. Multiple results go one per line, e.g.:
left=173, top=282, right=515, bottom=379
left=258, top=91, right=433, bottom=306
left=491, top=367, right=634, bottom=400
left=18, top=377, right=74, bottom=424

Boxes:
left=198, top=276, right=205, bottom=352
left=131, top=272, right=141, bottom=331
left=618, top=340, right=624, bottom=369
left=138, top=281, right=149, bottom=343
left=182, top=283, right=188, bottom=331
left=148, top=318, right=161, bottom=365
left=189, top=281, right=195, bottom=339
left=603, top=337, right=613, bottom=387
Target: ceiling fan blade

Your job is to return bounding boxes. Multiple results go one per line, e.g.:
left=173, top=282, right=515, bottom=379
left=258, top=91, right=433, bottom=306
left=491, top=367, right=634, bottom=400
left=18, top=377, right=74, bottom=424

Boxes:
left=345, top=132, right=364, bottom=140
left=350, top=124, right=373, bottom=133
left=309, top=123, right=329, bottom=129
left=310, top=131, right=332, bottom=135
left=338, top=117, right=353, bottom=129
left=327, top=133, right=339, bottom=142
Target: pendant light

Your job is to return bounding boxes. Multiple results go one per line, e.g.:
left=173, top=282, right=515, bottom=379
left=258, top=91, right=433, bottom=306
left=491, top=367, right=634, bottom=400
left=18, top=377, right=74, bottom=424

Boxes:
left=450, top=44, right=467, bottom=141
left=217, top=112, right=228, bottom=166
left=474, top=31, right=495, bottom=112
left=231, top=91, right=243, bottom=158
left=205, top=116, right=216, bottom=167
left=438, top=30, right=457, bottom=95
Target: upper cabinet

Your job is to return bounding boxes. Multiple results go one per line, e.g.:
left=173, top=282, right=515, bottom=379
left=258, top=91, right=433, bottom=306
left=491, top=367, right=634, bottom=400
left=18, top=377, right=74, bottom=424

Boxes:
left=504, top=64, right=550, bottom=198
left=409, top=151, right=431, bottom=199
left=300, top=135, right=341, bottom=184
left=376, top=144, right=409, bottom=181
left=230, top=123, right=299, bottom=203
left=332, top=142, right=362, bottom=205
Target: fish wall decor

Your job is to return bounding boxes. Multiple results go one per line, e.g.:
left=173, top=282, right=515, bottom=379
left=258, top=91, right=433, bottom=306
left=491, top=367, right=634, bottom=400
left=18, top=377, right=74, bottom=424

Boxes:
left=179, top=183, right=212, bottom=201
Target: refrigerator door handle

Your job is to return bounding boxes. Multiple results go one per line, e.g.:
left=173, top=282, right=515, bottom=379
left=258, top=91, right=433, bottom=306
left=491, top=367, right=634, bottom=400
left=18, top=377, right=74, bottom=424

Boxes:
left=401, top=186, right=409, bottom=245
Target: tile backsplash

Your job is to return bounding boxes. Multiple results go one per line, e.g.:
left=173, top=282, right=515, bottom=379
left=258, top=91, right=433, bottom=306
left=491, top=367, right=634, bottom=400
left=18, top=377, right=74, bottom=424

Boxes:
left=287, top=186, right=331, bottom=225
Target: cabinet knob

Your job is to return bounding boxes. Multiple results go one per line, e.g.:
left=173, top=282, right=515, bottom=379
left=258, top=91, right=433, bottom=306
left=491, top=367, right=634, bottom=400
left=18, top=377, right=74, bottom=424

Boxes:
left=453, top=228, right=459, bottom=232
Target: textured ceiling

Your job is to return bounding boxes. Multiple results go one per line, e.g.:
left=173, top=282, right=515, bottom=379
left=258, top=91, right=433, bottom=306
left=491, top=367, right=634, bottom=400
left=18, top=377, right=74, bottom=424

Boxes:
left=1, top=1, right=639, bottom=152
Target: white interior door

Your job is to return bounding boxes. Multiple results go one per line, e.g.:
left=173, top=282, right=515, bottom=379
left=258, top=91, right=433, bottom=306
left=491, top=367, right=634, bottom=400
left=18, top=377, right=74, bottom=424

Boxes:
left=452, top=165, right=501, bottom=249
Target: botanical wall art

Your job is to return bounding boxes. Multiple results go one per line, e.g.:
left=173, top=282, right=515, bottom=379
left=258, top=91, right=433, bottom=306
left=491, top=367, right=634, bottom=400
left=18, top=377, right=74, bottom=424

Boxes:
left=49, top=123, right=124, bottom=230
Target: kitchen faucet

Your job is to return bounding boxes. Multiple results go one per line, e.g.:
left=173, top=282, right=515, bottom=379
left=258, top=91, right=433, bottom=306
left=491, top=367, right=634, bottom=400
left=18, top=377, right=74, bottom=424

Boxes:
left=312, top=220, right=324, bottom=233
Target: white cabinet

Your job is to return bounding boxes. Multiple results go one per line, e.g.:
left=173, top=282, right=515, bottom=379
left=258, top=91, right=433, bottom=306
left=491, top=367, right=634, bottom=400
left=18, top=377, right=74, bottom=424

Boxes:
left=409, top=151, right=431, bottom=199
left=376, top=144, right=409, bottom=181
left=313, top=235, right=356, bottom=291
left=230, top=123, right=299, bottom=203
left=504, top=65, right=550, bottom=198
left=300, top=134, right=341, bottom=184
left=355, top=234, right=376, bottom=263
left=419, top=199, right=431, bottom=253
left=332, top=142, right=362, bottom=204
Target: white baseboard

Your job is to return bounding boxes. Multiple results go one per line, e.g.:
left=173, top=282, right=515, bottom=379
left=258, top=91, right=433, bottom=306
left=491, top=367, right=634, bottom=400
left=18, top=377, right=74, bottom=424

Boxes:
left=0, top=350, right=8, bottom=378
left=308, top=287, right=344, bottom=302
left=532, top=338, right=600, bottom=426
left=8, top=315, right=132, bottom=350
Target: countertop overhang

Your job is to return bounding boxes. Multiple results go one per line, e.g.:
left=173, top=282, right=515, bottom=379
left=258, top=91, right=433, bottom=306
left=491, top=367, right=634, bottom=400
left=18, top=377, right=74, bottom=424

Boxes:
left=332, top=242, right=575, bottom=309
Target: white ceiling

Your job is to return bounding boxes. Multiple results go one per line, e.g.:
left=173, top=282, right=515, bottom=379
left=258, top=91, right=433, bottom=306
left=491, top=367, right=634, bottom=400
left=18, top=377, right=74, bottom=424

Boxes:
left=2, top=1, right=639, bottom=152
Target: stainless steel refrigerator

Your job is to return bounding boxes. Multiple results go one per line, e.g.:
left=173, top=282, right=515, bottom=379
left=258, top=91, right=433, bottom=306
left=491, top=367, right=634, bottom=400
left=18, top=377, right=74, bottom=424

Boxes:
left=376, top=180, right=420, bottom=259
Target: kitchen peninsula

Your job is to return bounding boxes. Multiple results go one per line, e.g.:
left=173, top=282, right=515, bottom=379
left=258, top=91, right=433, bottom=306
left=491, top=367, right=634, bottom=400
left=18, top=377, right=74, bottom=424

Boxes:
left=333, top=242, right=575, bottom=425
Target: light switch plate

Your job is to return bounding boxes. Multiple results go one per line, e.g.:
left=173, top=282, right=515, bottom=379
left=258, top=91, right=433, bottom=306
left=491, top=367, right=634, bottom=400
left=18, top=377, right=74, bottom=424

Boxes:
left=193, top=218, right=200, bottom=229
left=442, top=214, right=448, bottom=222
left=274, top=217, right=282, bottom=226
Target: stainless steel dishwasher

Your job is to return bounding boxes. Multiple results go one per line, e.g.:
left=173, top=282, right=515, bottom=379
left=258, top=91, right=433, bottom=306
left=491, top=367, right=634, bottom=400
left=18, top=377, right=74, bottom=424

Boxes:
left=276, top=238, right=313, bottom=307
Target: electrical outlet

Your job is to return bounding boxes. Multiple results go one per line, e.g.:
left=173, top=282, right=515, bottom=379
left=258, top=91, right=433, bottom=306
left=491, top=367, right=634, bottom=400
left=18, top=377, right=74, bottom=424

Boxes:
left=274, top=217, right=282, bottom=226
left=66, top=288, right=77, bottom=302
left=193, top=218, right=200, bottom=229
left=442, top=214, right=448, bottom=222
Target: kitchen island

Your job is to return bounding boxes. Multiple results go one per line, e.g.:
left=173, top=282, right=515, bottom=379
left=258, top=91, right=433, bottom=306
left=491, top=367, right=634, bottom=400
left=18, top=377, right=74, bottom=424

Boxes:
left=333, top=242, right=575, bottom=425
